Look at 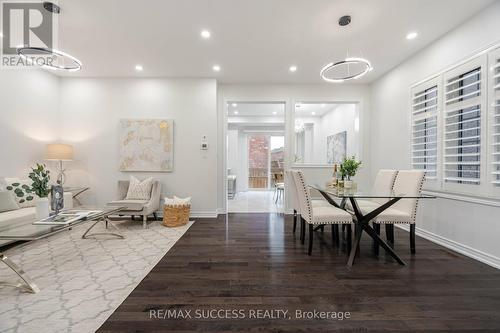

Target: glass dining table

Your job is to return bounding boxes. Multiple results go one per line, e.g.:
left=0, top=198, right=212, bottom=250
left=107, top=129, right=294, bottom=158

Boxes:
left=310, top=185, right=435, bottom=267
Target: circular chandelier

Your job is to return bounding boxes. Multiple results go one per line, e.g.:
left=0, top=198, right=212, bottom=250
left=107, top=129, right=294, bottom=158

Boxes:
left=17, top=46, right=82, bottom=72
left=320, top=57, right=373, bottom=83
left=320, top=15, right=373, bottom=83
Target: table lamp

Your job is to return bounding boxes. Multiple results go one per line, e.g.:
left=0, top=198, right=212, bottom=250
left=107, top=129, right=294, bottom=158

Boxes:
left=45, top=144, right=74, bottom=185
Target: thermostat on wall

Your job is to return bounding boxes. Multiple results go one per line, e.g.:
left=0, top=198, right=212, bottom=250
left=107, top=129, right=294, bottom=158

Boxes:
left=201, top=135, right=209, bottom=150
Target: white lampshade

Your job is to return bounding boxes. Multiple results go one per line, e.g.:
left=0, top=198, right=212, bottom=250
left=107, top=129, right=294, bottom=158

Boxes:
left=45, top=144, right=74, bottom=161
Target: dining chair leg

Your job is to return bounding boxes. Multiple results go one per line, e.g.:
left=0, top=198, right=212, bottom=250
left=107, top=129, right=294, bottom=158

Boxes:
left=299, top=217, right=304, bottom=242
left=346, top=224, right=352, bottom=253
left=301, top=218, right=306, bottom=244
left=331, top=224, right=336, bottom=245
left=293, top=210, right=297, bottom=233
left=385, top=224, right=394, bottom=247
left=308, top=224, right=314, bottom=255
left=334, top=225, right=339, bottom=244
left=410, top=224, right=416, bottom=254
left=373, top=223, right=380, bottom=255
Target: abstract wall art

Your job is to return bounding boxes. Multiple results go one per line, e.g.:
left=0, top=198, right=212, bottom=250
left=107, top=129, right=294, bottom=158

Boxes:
left=119, top=119, right=174, bottom=172
left=327, top=131, right=347, bottom=164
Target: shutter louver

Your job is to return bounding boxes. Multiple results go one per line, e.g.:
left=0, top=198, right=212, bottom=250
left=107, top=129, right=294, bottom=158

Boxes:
left=443, top=65, right=482, bottom=185
left=411, top=83, right=438, bottom=180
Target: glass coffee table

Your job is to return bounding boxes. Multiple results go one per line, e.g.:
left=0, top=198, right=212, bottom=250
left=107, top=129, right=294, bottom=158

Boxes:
left=0, top=206, right=125, bottom=293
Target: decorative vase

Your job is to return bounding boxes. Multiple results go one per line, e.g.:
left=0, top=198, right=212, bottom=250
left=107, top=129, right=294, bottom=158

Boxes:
left=36, top=197, right=50, bottom=220
left=344, top=180, right=353, bottom=189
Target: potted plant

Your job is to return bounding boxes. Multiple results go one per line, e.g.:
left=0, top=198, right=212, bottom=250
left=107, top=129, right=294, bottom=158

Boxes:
left=29, top=163, right=51, bottom=219
left=340, top=156, right=362, bottom=189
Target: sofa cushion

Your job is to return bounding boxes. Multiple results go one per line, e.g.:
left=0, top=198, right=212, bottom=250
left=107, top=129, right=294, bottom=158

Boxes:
left=0, top=191, right=19, bottom=212
left=107, top=199, right=148, bottom=211
left=0, top=207, right=36, bottom=230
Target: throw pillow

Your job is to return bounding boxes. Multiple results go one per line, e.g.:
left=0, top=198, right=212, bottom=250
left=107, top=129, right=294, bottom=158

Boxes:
left=164, top=197, right=175, bottom=205
left=125, top=176, right=153, bottom=200
left=0, top=191, right=19, bottom=212
left=5, top=180, right=38, bottom=208
left=174, top=196, right=191, bottom=205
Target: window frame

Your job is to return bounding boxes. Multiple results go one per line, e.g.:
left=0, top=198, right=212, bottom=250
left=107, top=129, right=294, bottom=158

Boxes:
left=410, top=76, right=441, bottom=191
left=488, top=47, right=500, bottom=197
left=441, top=55, right=487, bottom=196
left=409, top=52, right=500, bottom=199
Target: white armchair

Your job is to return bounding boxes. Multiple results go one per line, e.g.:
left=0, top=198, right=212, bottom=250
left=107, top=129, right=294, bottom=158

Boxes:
left=107, top=180, right=161, bottom=229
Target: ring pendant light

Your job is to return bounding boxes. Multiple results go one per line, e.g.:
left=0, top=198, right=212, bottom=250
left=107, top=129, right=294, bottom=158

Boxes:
left=320, top=15, right=373, bottom=83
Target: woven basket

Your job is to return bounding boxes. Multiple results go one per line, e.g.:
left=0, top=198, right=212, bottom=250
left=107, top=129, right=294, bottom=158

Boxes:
left=163, top=204, right=190, bottom=227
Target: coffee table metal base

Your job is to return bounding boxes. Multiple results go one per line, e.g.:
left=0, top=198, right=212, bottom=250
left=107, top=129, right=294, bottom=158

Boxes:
left=82, top=218, right=125, bottom=239
left=1, top=253, right=40, bottom=294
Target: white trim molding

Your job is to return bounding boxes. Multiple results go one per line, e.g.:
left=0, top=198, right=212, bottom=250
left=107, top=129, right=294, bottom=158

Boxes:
left=190, top=211, right=219, bottom=218
left=396, top=225, right=500, bottom=269
left=422, top=190, right=500, bottom=208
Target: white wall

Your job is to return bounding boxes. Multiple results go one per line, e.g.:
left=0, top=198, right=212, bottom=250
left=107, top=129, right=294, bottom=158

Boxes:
left=370, top=1, right=500, bottom=267
left=217, top=84, right=371, bottom=213
left=58, top=78, right=218, bottom=216
left=296, top=104, right=359, bottom=164
left=0, top=69, right=60, bottom=179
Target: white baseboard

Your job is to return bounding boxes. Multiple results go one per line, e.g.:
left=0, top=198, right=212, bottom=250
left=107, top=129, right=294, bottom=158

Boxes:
left=189, top=211, right=218, bottom=218
left=395, top=225, right=500, bottom=269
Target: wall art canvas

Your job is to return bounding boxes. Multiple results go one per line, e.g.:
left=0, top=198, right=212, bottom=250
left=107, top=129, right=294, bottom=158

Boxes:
left=327, top=131, right=347, bottom=164
left=119, top=119, right=174, bottom=172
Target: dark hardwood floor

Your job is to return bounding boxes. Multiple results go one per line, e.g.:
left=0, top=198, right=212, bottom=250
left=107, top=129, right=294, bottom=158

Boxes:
left=98, top=213, right=500, bottom=332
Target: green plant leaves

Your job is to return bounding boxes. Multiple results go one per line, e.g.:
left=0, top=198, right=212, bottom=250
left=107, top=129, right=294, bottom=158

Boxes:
left=29, top=163, right=50, bottom=197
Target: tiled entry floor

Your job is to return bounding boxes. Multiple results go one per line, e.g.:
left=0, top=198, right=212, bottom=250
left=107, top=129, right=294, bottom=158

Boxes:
left=228, top=190, right=284, bottom=213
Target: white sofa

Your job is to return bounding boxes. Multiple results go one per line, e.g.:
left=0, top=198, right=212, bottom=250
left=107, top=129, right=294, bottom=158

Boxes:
left=0, top=178, right=73, bottom=247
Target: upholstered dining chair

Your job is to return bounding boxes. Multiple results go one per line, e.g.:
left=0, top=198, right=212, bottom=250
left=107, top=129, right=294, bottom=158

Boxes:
left=292, top=170, right=353, bottom=255
left=285, top=170, right=299, bottom=233
left=345, top=169, right=398, bottom=211
left=286, top=170, right=331, bottom=236
left=370, top=170, right=425, bottom=254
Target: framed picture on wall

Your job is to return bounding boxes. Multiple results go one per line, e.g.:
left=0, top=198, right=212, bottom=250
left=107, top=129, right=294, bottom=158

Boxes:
left=119, top=119, right=174, bottom=172
left=327, top=131, right=347, bottom=164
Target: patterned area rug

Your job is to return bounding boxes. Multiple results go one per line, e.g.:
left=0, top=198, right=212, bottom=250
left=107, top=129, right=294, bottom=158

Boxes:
left=0, top=219, right=193, bottom=333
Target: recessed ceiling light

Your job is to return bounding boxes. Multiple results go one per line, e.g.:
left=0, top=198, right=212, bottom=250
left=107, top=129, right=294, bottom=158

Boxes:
left=406, top=32, right=418, bottom=40
left=311, top=112, right=316, bottom=116
left=0, top=32, right=3, bottom=38
left=135, top=64, right=143, bottom=71
left=272, top=111, right=277, bottom=115
left=201, top=30, right=211, bottom=39
left=232, top=103, right=237, bottom=107
left=233, top=110, right=239, bottom=115
left=321, top=104, right=325, bottom=107
left=289, top=65, right=297, bottom=72
left=212, top=65, right=221, bottom=72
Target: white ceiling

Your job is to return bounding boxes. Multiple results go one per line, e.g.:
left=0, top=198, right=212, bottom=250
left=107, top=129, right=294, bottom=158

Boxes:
left=56, top=0, right=494, bottom=83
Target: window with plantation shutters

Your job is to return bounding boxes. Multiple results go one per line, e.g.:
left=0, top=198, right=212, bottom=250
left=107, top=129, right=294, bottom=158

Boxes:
left=489, top=48, right=500, bottom=187
left=443, top=60, right=485, bottom=186
left=411, top=81, right=438, bottom=180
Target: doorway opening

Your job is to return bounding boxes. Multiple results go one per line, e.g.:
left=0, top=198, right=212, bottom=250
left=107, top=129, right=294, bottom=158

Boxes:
left=226, top=102, right=285, bottom=213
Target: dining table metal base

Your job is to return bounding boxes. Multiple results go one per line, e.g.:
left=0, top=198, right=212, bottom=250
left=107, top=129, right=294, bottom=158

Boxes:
left=316, top=189, right=407, bottom=267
